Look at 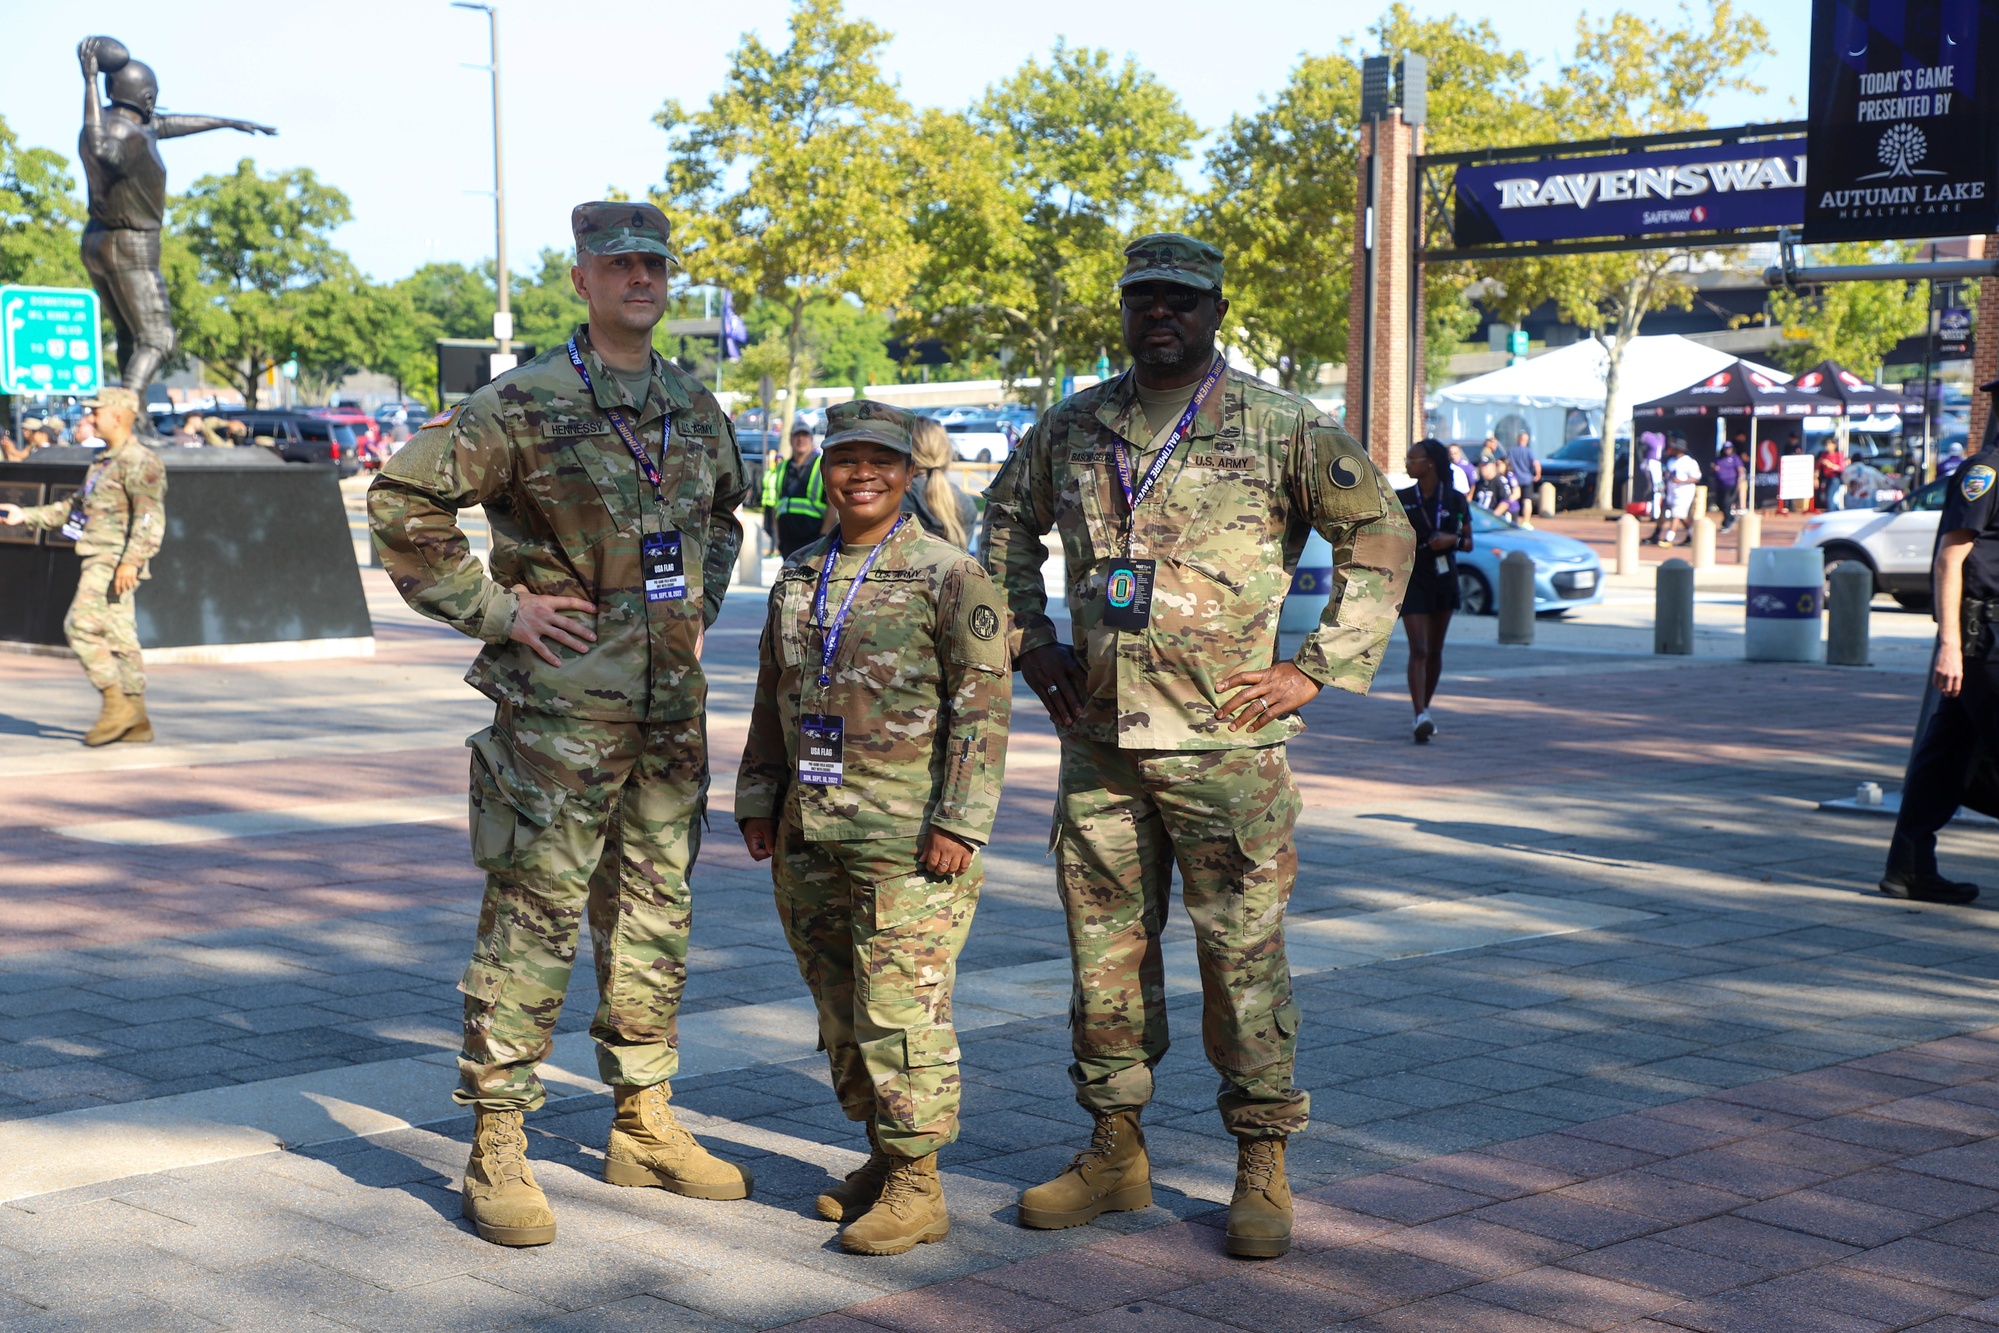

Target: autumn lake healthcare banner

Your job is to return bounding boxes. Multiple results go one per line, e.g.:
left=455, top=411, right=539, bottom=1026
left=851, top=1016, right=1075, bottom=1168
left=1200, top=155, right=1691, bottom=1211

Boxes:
left=1805, top=0, right=1999, bottom=241
left=1452, top=141, right=1808, bottom=248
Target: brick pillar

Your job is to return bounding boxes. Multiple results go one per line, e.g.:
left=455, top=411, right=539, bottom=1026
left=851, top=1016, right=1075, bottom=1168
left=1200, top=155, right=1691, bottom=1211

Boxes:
left=1972, top=235, right=1999, bottom=448
left=1343, top=112, right=1423, bottom=472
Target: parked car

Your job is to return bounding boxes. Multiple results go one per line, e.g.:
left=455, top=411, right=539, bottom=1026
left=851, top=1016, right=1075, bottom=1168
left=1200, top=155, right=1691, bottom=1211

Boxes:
left=1537, top=436, right=1633, bottom=511
left=209, top=410, right=359, bottom=479
left=1792, top=473, right=1948, bottom=607
left=306, top=405, right=384, bottom=468
left=1455, top=503, right=1605, bottom=615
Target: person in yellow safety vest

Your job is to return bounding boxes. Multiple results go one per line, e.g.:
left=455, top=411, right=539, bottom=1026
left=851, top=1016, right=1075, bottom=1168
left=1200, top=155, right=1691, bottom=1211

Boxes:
left=767, top=419, right=837, bottom=557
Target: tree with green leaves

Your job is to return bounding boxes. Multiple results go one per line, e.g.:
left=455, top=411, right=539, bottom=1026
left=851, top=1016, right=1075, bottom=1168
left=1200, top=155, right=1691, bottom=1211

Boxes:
left=1766, top=242, right=1931, bottom=377
left=1193, top=8, right=1536, bottom=394
left=652, top=0, right=918, bottom=424
left=906, top=45, right=1195, bottom=407
left=168, top=159, right=358, bottom=408
left=1192, top=55, right=1357, bottom=392
left=0, top=116, right=87, bottom=289
left=1480, top=0, right=1773, bottom=508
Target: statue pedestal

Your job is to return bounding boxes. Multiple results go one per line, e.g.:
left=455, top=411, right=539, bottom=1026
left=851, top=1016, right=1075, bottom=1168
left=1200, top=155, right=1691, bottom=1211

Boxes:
left=0, top=447, right=374, bottom=661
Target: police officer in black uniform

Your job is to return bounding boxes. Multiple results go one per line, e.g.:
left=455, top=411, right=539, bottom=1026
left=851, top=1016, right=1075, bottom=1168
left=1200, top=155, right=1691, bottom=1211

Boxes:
left=1883, top=383, right=1999, bottom=903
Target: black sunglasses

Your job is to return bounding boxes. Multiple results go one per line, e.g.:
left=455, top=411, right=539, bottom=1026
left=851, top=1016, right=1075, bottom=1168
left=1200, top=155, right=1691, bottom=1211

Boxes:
left=1120, top=286, right=1206, bottom=313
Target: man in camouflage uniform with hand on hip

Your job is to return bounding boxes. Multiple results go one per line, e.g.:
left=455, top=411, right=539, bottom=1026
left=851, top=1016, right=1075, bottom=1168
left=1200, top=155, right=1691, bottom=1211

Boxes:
left=983, top=233, right=1413, bottom=1258
left=369, top=202, right=750, bottom=1247
left=0, top=385, right=166, bottom=745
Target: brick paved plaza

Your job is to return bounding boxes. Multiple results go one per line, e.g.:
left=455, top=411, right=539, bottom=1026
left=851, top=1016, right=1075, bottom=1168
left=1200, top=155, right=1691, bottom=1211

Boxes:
left=3, top=560, right=1999, bottom=1331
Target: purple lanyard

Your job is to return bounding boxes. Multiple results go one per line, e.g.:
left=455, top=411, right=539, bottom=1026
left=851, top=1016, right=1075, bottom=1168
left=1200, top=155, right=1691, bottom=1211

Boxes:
left=812, top=515, right=904, bottom=687
left=566, top=337, right=664, bottom=506
left=1111, top=357, right=1227, bottom=548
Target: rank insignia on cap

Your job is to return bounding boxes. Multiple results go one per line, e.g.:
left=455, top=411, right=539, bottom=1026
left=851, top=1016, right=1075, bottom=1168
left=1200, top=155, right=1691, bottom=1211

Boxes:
left=1327, top=455, right=1362, bottom=489
left=1964, top=464, right=1995, bottom=501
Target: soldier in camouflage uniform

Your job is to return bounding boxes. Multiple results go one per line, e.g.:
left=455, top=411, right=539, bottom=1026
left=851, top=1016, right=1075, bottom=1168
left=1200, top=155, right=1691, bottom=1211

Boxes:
left=738, top=400, right=1011, bottom=1256
left=982, top=233, right=1414, bottom=1258
left=368, top=202, right=752, bottom=1248
left=1, top=386, right=166, bottom=746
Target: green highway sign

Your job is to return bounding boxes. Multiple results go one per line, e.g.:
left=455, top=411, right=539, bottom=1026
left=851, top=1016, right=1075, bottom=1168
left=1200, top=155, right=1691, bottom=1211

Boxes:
left=0, top=286, right=103, bottom=397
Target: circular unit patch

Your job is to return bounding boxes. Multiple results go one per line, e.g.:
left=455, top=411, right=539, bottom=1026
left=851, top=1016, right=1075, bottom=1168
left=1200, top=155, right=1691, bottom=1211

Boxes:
left=1327, top=455, right=1362, bottom=489
left=969, top=605, right=999, bottom=640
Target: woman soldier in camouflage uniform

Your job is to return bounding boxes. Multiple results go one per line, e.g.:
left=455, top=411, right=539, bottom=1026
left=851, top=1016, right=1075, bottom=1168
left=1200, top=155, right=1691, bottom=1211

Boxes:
left=737, top=399, right=1011, bottom=1255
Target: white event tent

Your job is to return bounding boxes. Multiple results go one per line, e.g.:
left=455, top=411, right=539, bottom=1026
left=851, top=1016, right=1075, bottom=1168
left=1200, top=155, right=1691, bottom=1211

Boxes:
left=1433, top=335, right=1787, bottom=458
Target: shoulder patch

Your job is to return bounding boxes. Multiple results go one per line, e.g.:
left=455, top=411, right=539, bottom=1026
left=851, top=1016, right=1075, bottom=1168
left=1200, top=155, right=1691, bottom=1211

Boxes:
left=421, top=407, right=459, bottom=430
left=1327, top=455, right=1363, bottom=489
left=969, top=605, right=1000, bottom=640
left=1963, top=464, right=1995, bottom=501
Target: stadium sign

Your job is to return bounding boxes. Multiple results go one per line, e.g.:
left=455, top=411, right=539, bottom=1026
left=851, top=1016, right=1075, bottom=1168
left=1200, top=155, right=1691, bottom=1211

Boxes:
left=1804, top=0, right=1999, bottom=241
left=1453, top=140, right=1808, bottom=247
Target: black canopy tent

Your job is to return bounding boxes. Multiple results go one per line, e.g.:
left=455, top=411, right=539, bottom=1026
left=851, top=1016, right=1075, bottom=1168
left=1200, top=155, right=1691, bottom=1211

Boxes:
left=1631, top=361, right=1843, bottom=508
left=1790, top=360, right=1922, bottom=417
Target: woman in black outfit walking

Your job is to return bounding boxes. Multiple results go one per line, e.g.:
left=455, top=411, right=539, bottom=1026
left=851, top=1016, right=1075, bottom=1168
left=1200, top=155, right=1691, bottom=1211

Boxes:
left=1398, top=438, right=1474, bottom=743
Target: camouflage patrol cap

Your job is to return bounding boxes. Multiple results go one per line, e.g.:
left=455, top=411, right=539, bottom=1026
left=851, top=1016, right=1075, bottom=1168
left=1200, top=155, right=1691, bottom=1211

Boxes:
left=571, top=201, right=678, bottom=263
left=1119, top=232, right=1224, bottom=292
left=80, top=386, right=141, bottom=414
left=820, top=399, right=915, bottom=457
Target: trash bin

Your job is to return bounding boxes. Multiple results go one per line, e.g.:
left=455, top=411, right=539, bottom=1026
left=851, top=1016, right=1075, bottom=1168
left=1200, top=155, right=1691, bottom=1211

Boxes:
left=1745, top=545, right=1824, bottom=662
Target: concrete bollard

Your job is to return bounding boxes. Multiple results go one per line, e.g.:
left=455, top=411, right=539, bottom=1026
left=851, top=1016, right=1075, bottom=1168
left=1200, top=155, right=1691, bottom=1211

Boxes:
left=1538, top=481, right=1558, bottom=518
left=1280, top=529, right=1335, bottom=633
left=735, top=514, right=763, bottom=587
left=1655, top=558, right=1695, bottom=655
left=1615, top=514, right=1641, bottom=575
left=1826, top=561, right=1872, bottom=666
left=1689, top=515, right=1715, bottom=570
left=1735, top=510, right=1762, bottom=566
left=1746, top=545, right=1825, bottom=662
left=1498, top=549, right=1536, bottom=645
left=1693, top=484, right=1708, bottom=521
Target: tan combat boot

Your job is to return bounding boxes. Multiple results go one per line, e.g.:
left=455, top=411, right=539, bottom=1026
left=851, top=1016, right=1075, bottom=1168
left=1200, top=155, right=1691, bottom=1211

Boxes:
left=461, top=1107, right=556, bottom=1247
left=817, top=1122, right=895, bottom=1222
left=120, top=695, right=153, bottom=743
left=603, top=1083, right=753, bottom=1199
left=83, top=687, right=139, bottom=746
left=839, top=1152, right=949, bottom=1255
left=1017, top=1109, right=1151, bottom=1229
left=1226, top=1137, right=1293, bottom=1258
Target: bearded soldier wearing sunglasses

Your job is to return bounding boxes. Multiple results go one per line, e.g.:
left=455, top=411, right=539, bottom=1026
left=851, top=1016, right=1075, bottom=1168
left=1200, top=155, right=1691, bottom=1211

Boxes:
left=981, top=233, right=1413, bottom=1258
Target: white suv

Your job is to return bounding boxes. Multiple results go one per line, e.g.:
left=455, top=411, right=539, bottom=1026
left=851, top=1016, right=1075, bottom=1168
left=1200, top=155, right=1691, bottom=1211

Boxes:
left=1792, top=475, right=1950, bottom=608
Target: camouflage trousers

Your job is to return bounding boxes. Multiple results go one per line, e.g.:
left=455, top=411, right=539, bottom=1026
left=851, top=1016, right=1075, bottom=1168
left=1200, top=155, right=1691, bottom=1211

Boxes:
left=772, top=821, right=978, bottom=1159
left=456, top=705, right=707, bottom=1110
left=1054, top=736, right=1308, bottom=1139
left=67, top=556, right=145, bottom=695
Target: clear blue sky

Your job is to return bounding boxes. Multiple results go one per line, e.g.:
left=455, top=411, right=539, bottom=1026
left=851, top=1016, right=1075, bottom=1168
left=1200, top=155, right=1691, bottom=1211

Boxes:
left=5, top=0, right=1807, bottom=284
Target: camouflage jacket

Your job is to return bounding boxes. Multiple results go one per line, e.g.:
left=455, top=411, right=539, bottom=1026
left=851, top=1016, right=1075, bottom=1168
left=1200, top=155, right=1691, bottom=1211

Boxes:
left=737, top=521, right=1012, bottom=846
left=369, top=325, right=747, bottom=723
left=17, top=439, right=167, bottom=569
left=982, top=361, right=1413, bottom=750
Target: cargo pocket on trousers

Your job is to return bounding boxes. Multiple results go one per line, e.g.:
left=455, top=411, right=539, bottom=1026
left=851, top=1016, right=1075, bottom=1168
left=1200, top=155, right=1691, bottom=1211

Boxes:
left=1230, top=778, right=1302, bottom=883
left=905, top=1024, right=961, bottom=1069
left=466, top=725, right=572, bottom=872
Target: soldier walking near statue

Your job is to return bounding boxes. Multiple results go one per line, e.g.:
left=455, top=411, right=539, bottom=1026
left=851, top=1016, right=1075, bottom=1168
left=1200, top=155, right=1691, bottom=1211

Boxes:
left=982, top=234, right=1413, bottom=1258
left=75, top=35, right=273, bottom=398
left=369, top=203, right=751, bottom=1248
left=1, top=387, right=166, bottom=745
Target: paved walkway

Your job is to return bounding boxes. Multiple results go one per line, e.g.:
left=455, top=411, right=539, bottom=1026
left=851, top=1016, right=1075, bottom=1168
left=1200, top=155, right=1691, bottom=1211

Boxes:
left=2, top=561, right=1997, bottom=1330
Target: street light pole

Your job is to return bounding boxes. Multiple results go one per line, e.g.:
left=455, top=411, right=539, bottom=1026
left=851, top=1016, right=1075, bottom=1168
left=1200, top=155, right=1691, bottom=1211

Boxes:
left=453, top=2, right=510, bottom=359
